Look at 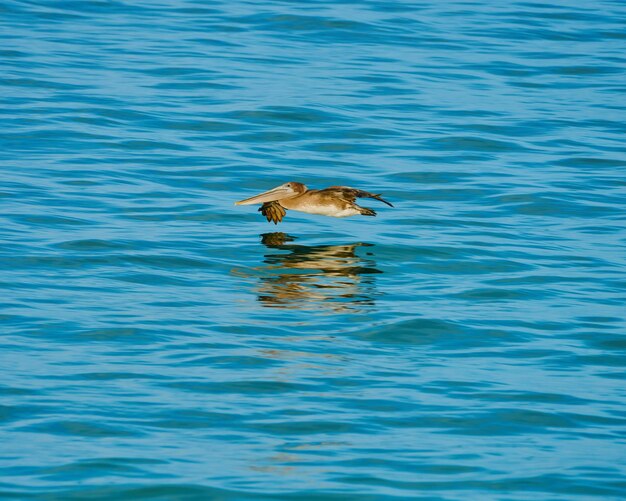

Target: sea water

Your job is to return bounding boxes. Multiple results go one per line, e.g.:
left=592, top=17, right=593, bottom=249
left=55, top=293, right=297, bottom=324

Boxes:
left=1, top=0, right=625, bottom=498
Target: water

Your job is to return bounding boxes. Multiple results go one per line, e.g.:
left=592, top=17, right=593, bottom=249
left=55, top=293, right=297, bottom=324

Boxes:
left=2, top=0, right=626, bottom=498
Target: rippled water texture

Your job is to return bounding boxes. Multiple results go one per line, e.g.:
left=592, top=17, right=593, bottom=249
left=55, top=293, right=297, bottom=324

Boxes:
left=2, top=0, right=626, bottom=498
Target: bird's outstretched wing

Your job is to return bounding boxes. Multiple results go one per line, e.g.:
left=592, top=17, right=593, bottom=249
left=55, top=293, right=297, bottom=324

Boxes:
left=259, top=201, right=287, bottom=224
left=317, top=186, right=394, bottom=207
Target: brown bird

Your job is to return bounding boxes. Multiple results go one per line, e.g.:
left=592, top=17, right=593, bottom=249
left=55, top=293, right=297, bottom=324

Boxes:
left=235, top=182, right=393, bottom=224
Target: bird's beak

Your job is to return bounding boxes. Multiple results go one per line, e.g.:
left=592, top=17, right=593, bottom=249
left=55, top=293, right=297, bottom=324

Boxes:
left=234, top=185, right=296, bottom=206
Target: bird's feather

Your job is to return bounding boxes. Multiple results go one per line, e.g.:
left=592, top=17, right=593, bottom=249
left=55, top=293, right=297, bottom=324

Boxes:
left=318, top=186, right=394, bottom=207
left=259, top=201, right=287, bottom=224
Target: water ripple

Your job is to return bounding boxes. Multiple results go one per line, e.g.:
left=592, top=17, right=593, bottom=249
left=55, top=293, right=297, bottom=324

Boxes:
left=2, top=0, right=626, bottom=498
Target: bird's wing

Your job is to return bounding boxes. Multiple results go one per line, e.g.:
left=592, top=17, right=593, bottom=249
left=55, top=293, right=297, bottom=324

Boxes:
left=318, top=186, right=394, bottom=207
left=259, top=201, right=287, bottom=224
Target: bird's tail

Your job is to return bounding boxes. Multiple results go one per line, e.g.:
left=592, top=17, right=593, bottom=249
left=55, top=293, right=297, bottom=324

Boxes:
left=359, top=207, right=377, bottom=216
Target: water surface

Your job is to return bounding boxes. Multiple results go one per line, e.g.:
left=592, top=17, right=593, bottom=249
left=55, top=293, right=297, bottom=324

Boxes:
left=1, top=0, right=626, bottom=498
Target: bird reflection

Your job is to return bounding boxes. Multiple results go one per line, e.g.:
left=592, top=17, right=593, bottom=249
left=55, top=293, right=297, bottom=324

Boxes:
left=254, top=232, right=381, bottom=312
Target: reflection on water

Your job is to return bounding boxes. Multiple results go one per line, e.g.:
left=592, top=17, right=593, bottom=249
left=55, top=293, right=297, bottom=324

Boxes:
left=255, top=233, right=381, bottom=312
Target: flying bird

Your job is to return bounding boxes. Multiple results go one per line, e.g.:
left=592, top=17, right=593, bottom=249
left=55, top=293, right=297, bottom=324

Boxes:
left=235, top=182, right=393, bottom=224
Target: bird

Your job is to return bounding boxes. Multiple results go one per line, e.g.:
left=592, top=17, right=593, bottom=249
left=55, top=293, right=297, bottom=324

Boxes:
left=235, top=182, right=393, bottom=224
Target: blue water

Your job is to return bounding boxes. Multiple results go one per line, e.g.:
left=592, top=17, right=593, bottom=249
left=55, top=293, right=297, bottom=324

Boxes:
left=2, top=0, right=626, bottom=498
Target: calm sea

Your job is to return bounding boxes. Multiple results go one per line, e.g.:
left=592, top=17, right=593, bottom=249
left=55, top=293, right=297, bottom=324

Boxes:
left=1, top=0, right=625, bottom=498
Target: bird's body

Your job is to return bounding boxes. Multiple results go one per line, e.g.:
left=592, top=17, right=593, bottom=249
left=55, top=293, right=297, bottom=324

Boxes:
left=235, top=182, right=392, bottom=224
